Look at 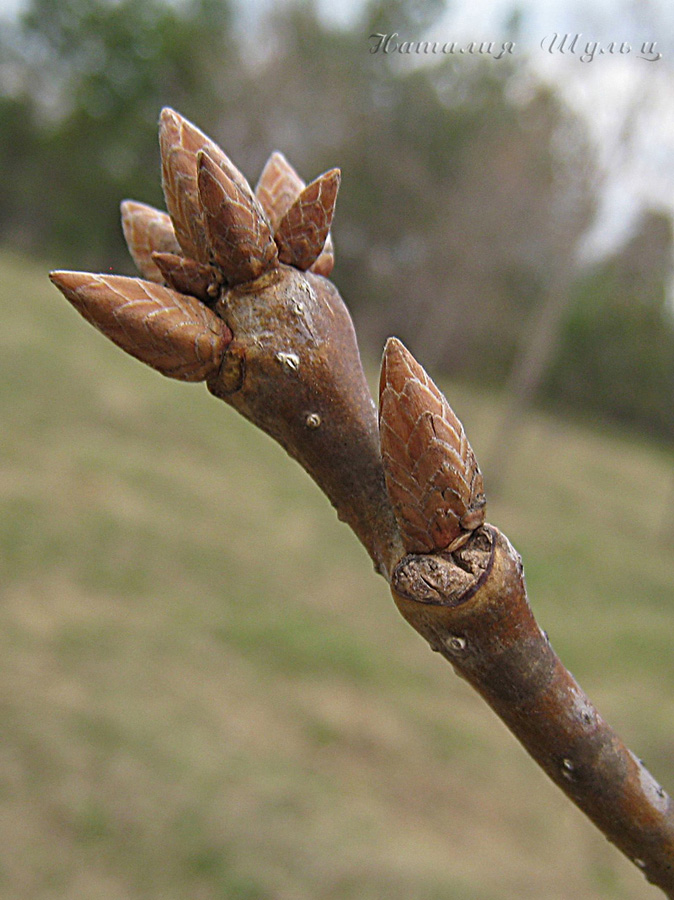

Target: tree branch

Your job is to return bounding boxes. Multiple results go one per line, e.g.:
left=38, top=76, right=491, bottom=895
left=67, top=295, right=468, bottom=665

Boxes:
left=391, top=526, right=674, bottom=897
left=48, top=107, right=674, bottom=896
left=379, top=336, right=674, bottom=894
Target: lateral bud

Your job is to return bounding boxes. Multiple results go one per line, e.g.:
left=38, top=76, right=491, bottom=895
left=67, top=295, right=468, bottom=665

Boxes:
left=152, top=252, right=223, bottom=303
left=255, top=151, right=306, bottom=232
left=120, top=200, right=181, bottom=283
left=379, top=338, right=486, bottom=555
left=274, top=169, right=341, bottom=272
left=49, top=271, right=232, bottom=382
left=197, top=150, right=278, bottom=284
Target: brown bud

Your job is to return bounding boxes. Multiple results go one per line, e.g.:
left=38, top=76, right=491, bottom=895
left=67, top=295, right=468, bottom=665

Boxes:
left=275, top=169, right=340, bottom=272
left=159, top=108, right=213, bottom=263
left=311, top=233, right=335, bottom=277
left=379, top=338, right=486, bottom=554
left=159, top=108, right=266, bottom=271
left=197, top=150, right=278, bottom=285
left=152, top=252, right=222, bottom=303
left=120, top=200, right=181, bottom=283
left=49, top=271, right=231, bottom=382
left=255, top=151, right=305, bottom=232
left=256, top=153, right=337, bottom=277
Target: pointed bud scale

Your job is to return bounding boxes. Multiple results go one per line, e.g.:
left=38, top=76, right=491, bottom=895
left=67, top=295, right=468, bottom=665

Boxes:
left=159, top=108, right=212, bottom=262
left=120, top=200, right=181, bottom=283
left=256, top=152, right=337, bottom=277
left=197, top=150, right=278, bottom=285
left=152, top=252, right=222, bottom=303
left=379, top=338, right=486, bottom=554
left=311, top=232, right=335, bottom=277
left=49, top=271, right=231, bottom=382
left=275, top=169, right=340, bottom=271
left=255, top=151, right=305, bottom=232
left=208, top=140, right=270, bottom=224
left=159, top=108, right=264, bottom=268
left=161, top=109, right=256, bottom=205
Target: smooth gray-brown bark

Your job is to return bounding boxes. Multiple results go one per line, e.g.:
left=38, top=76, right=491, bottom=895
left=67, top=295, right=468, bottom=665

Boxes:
left=391, top=526, right=674, bottom=897
left=49, top=106, right=674, bottom=897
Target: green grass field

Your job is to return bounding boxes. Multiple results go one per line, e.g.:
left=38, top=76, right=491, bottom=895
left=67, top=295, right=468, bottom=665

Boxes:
left=2, top=249, right=673, bottom=899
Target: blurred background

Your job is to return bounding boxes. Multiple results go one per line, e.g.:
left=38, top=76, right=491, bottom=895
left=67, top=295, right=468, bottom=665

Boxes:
left=1, top=0, right=674, bottom=897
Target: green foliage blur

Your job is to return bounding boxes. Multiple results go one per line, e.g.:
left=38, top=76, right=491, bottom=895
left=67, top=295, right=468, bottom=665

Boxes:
left=0, top=0, right=235, bottom=268
left=547, top=210, right=674, bottom=440
left=1, top=0, right=673, bottom=441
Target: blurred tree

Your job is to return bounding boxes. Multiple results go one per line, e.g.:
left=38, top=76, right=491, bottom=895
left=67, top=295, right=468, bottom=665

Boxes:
left=1, top=0, right=672, bottom=448
left=246, top=2, right=598, bottom=389
left=546, top=209, right=674, bottom=440
left=0, top=0, right=236, bottom=268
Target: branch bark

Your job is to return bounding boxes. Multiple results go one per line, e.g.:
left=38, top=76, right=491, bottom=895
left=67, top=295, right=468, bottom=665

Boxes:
left=391, top=526, right=674, bottom=897
left=379, top=337, right=674, bottom=894
left=48, top=106, right=674, bottom=897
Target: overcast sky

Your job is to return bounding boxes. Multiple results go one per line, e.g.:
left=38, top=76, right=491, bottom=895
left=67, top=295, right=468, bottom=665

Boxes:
left=425, top=0, right=674, bottom=260
left=240, top=0, right=674, bottom=257
left=2, top=0, right=673, bottom=261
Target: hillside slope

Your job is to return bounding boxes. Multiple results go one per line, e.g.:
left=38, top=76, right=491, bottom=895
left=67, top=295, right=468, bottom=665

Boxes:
left=1, top=250, right=673, bottom=899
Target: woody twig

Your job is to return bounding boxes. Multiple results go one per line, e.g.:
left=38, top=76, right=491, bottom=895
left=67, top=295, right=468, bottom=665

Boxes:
left=380, top=338, right=674, bottom=897
left=49, top=108, right=674, bottom=895
left=51, top=108, right=402, bottom=577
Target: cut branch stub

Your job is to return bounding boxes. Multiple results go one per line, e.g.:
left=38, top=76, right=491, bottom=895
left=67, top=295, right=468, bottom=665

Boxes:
left=49, top=271, right=231, bottom=382
left=120, top=200, right=181, bottom=283
left=197, top=150, right=278, bottom=286
left=379, top=337, right=486, bottom=554
left=391, top=528, right=674, bottom=898
left=275, top=169, right=340, bottom=272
